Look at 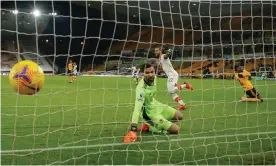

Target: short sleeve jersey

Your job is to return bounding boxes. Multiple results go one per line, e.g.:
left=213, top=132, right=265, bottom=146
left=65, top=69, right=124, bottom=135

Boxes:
left=160, top=55, right=178, bottom=78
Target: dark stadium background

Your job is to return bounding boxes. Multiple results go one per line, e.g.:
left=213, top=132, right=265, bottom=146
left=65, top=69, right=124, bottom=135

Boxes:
left=1, top=1, right=275, bottom=74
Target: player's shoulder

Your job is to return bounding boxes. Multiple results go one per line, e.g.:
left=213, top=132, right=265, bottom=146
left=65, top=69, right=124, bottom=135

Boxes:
left=235, top=73, right=240, bottom=79
left=136, top=79, right=144, bottom=88
left=136, top=79, right=152, bottom=90
left=154, top=76, right=157, bottom=84
left=136, top=83, right=145, bottom=98
left=162, top=54, right=171, bottom=62
left=243, top=70, right=250, bottom=74
left=160, top=54, right=166, bottom=59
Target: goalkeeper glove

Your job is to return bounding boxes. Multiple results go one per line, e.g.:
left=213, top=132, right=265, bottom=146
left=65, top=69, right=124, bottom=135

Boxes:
left=123, top=125, right=137, bottom=143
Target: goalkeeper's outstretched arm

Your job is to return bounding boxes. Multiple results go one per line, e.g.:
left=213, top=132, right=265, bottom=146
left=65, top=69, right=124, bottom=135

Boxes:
left=123, top=87, right=145, bottom=143
left=124, top=63, right=155, bottom=143
left=131, top=88, right=145, bottom=127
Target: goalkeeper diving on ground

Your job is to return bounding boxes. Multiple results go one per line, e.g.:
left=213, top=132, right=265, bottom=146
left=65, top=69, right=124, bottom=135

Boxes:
left=124, top=63, right=184, bottom=143
left=236, top=66, right=263, bottom=102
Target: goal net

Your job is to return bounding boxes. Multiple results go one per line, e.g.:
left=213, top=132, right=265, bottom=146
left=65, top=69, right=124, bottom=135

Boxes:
left=1, top=0, right=276, bottom=165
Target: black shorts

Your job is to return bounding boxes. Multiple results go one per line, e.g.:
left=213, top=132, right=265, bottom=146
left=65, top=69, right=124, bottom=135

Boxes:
left=68, top=70, right=72, bottom=75
left=245, top=88, right=259, bottom=98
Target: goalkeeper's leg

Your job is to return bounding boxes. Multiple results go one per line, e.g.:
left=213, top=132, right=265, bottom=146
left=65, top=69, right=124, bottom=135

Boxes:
left=161, top=103, right=182, bottom=134
left=140, top=119, right=180, bottom=134
left=139, top=104, right=183, bottom=134
left=146, top=123, right=180, bottom=134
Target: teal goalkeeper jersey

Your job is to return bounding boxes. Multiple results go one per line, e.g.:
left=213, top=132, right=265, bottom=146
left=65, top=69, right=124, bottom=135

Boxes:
left=131, top=77, right=162, bottom=124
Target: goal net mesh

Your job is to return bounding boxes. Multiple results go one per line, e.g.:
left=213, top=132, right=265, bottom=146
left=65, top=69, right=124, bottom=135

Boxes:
left=1, top=0, right=276, bottom=165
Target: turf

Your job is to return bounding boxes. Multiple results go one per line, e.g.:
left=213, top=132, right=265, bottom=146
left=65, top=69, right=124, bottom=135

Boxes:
left=1, top=76, right=276, bottom=165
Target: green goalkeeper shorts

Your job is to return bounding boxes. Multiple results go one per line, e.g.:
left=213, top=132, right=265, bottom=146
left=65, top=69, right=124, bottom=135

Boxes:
left=143, top=102, right=176, bottom=132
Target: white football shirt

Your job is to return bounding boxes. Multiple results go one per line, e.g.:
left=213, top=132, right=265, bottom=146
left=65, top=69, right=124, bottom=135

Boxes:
left=73, top=65, right=77, bottom=72
left=160, top=54, right=178, bottom=78
left=136, top=68, right=140, bottom=75
left=132, top=67, right=137, bottom=76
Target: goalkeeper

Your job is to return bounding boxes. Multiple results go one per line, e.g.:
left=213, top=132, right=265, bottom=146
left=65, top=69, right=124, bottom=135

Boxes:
left=124, top=63, right=183, bottom=143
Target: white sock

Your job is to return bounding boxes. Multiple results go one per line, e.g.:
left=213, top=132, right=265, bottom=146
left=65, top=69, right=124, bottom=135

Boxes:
left=180, top=84, right=186, bottom=89
left=172, top=93, right=185, bottom=105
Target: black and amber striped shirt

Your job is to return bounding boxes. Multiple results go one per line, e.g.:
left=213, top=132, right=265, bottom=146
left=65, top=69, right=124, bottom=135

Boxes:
left=68, top=63, right=73, bottom=71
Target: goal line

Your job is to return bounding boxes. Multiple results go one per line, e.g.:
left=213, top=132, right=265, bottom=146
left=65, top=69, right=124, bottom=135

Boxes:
left=2, top=131, right=276, bottom=154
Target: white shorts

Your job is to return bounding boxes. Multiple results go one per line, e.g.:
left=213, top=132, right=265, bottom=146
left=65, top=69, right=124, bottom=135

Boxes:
left=133, top=74, right=139, bottom=78
left=167, top=76, right=178, bottom=93
left=73, top=70, right=77, bottom=75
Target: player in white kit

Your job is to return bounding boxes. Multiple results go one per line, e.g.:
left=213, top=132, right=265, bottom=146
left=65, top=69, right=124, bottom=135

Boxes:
left=132, top=65, right=140, bottom=85
left=155, top=47, right=193, bottom=110
left=73, top=62, right=77, bottom=82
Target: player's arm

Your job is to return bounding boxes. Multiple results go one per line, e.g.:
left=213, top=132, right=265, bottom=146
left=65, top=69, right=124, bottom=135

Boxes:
left=238, top=70, right=251, bottom=78
left=124, top=88, right=145, bottom=143
left=131, top=90, right=144, bottom=124
left=243, top=70, right=251, bottom=77
left=163, top=48, right=173, bottom=59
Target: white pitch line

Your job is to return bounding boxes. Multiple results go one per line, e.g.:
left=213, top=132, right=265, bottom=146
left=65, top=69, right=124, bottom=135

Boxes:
left=1, top=131, right=276, bottom=154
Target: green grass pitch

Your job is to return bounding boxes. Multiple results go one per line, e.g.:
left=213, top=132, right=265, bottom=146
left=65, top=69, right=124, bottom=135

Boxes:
left=1, top=76, right=276, bottom=165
